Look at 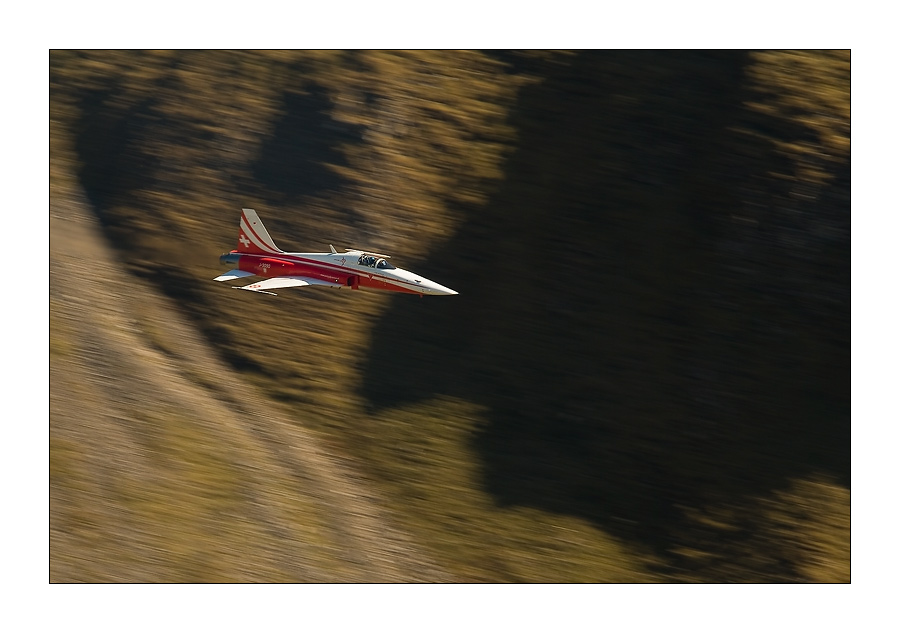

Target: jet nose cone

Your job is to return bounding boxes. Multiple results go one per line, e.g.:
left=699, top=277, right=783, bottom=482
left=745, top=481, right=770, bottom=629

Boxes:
left=422, top=279, right=458, bottom=295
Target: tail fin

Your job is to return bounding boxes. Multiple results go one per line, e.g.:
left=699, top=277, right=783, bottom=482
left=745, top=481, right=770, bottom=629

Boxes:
left=237, top=208, right=283, bottom=254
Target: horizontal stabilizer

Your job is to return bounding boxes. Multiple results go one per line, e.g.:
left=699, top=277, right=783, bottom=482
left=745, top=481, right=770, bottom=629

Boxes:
left=214, top=269, right=255, bottom=282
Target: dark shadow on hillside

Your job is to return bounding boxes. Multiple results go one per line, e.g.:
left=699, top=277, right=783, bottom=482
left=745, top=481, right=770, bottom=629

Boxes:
left=251, top=87, right=361, bottom=202
left=71, top=66, right=365, bottom=252
left=360, top=51, right=849, bottom=577
left=72, top=84, right=161, bottom=237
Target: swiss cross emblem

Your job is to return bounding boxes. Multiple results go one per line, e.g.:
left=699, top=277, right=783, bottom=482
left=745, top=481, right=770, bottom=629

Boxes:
left=239, top=234, right=251, bottom=248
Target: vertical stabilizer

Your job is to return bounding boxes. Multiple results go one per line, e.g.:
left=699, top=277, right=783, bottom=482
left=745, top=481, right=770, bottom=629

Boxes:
left=238, top=208, right=283, bottom=254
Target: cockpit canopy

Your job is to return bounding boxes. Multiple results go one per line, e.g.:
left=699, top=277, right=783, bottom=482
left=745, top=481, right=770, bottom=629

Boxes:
left=358, top=255, right=395, bottom=270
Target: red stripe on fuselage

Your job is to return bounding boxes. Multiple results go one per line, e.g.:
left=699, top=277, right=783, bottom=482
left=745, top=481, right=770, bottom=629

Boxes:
left=238, top=256, right=342, bottom=283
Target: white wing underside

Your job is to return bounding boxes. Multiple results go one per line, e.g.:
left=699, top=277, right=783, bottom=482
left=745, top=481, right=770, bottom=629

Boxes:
left=234, top=276, right=344, bottom=295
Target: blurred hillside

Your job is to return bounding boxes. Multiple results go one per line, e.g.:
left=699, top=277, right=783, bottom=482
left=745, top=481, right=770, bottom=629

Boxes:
left=50, top=50, right=849, bottom=582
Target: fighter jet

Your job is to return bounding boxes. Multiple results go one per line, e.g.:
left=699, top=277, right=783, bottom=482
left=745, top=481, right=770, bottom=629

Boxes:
left=215, top=208, right=458, bottom=296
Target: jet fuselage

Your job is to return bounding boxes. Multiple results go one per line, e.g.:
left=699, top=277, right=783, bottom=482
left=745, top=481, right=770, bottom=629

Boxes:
left=219, top=250, right=457, bottom=296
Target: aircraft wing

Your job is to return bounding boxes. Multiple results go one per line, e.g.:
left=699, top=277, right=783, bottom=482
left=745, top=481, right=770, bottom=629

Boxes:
left=235, top=276, right=344, bottom=295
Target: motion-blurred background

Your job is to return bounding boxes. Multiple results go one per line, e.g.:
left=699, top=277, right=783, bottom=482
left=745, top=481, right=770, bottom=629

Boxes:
left=50, top=50, right=849, bottom=582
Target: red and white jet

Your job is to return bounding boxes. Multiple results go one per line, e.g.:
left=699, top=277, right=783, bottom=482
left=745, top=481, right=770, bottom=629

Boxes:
left=215, top=208, right=458, bottom=296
